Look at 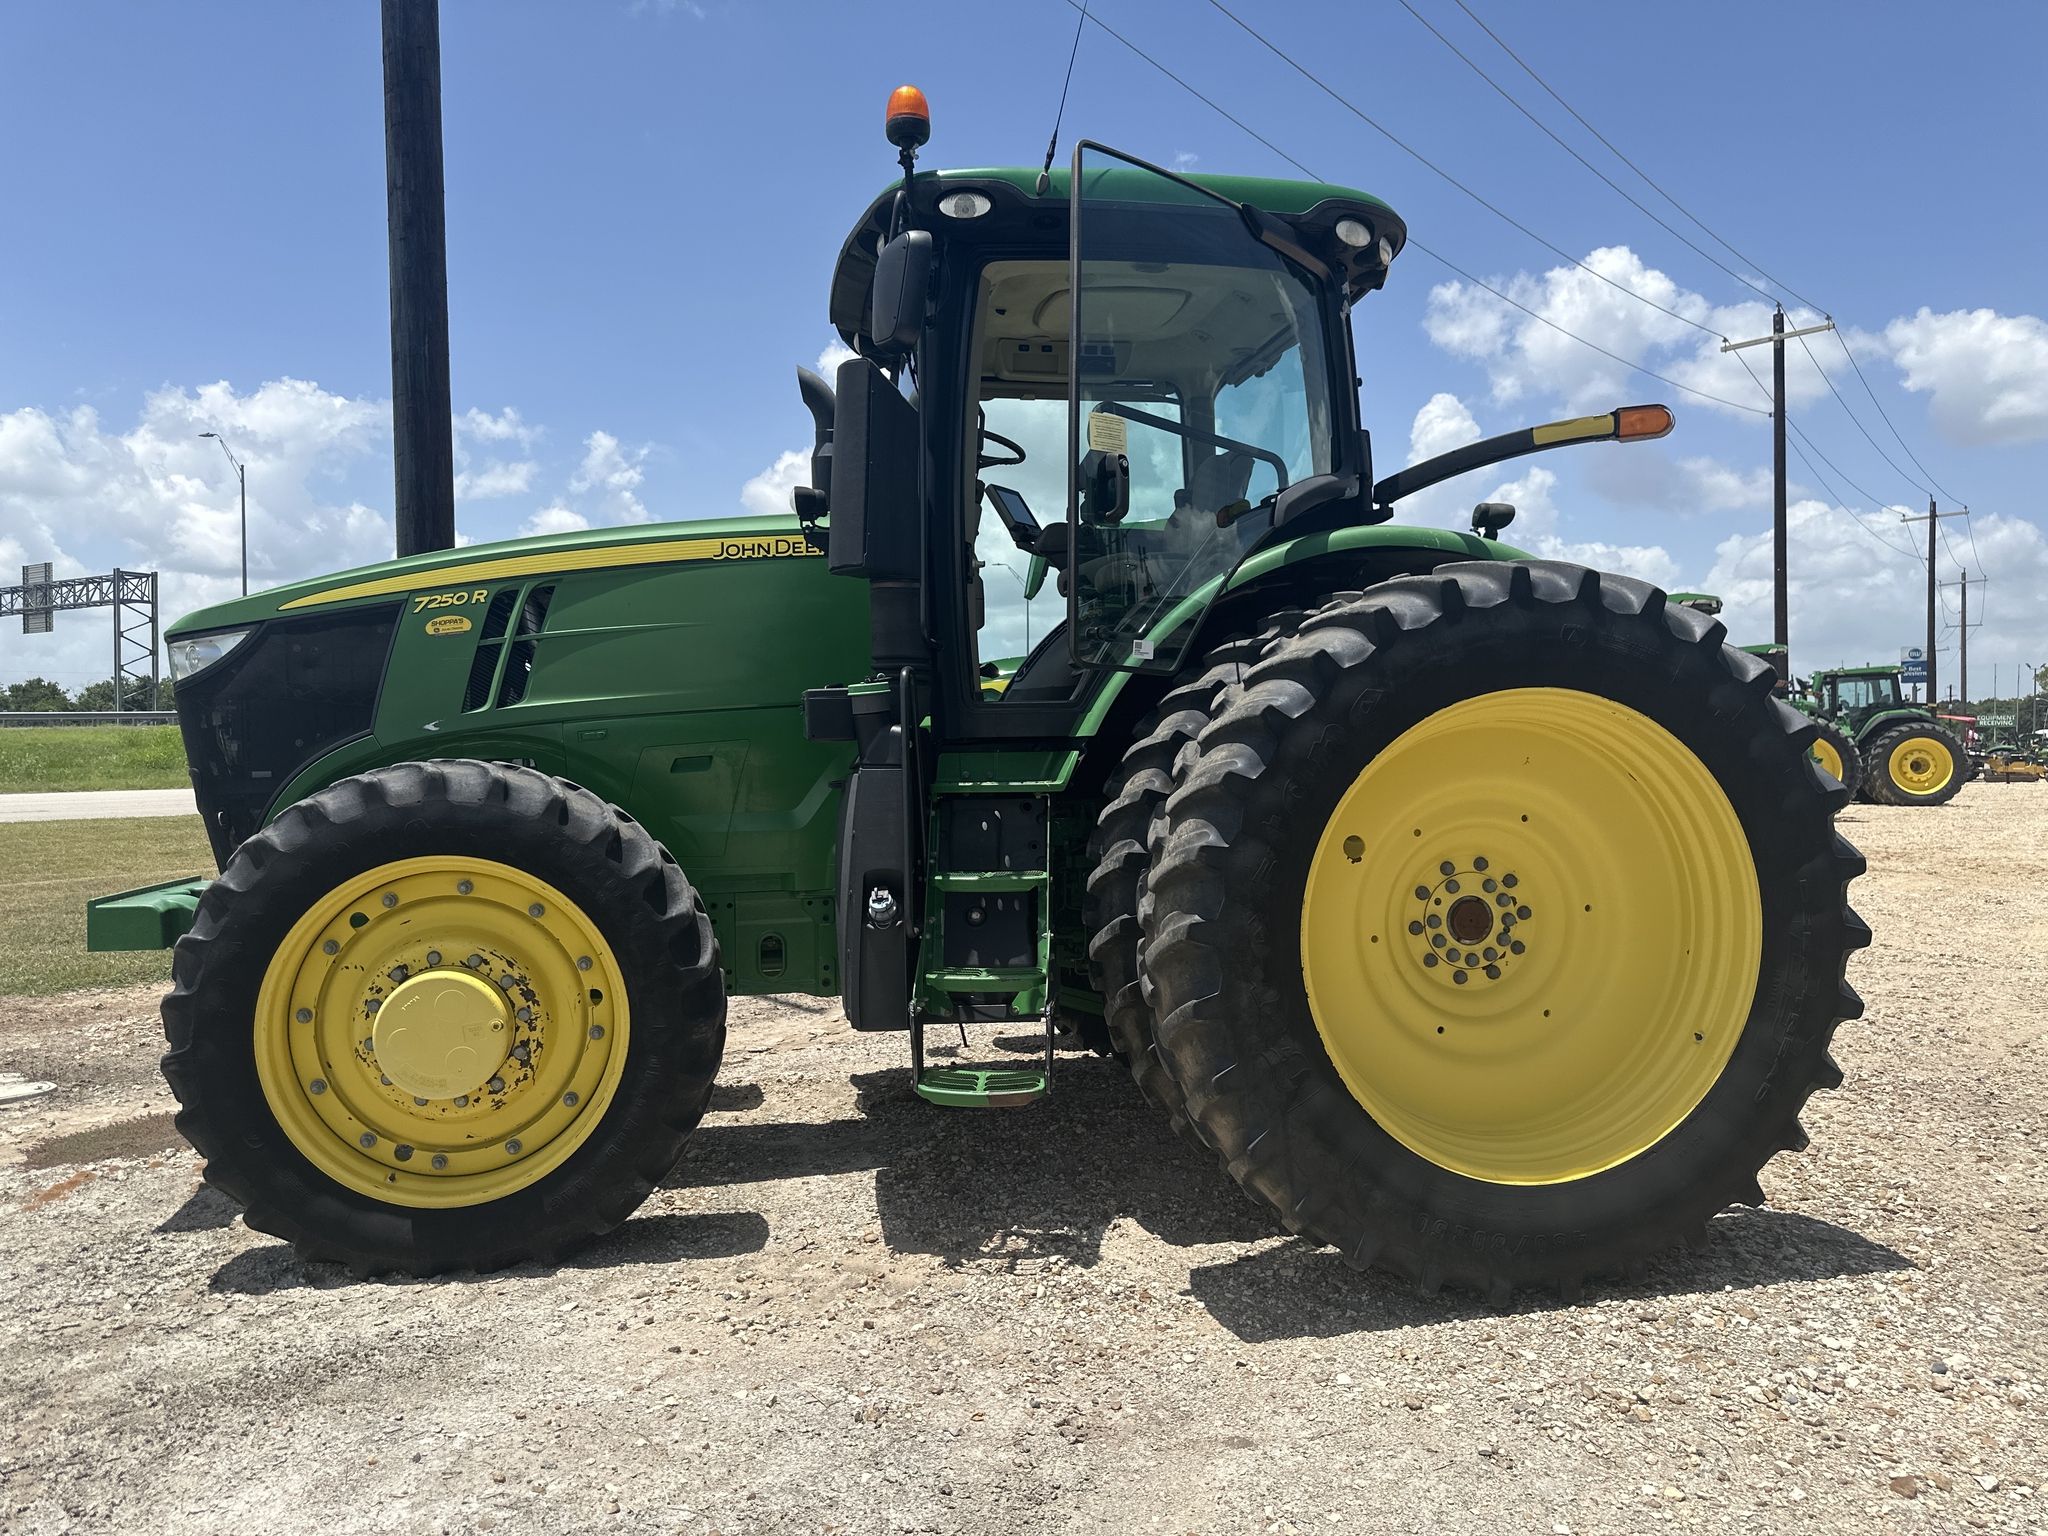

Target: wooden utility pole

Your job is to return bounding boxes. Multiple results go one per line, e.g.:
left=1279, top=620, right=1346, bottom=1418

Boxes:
left=1721, top=308, right=1836, bottom=655
left=382, top=0, right=456, bottom=556
left=1901, top=499, right=1967, bottom=705
left=1939, top=570, right=1984, bottom=708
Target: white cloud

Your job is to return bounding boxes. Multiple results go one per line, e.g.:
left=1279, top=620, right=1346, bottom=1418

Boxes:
left=453, top=459, right=537, bottom=501
left=740, top=449, right=807, bottom=519
left=1422, top=246, right=1829, bottom=420
left=1407, top=391, right=1481, bottom=465
left=520, top=503, right=590, bottom=537
left=1485, top=465, right=1683, bottom=589
left=815, top=341, right=857, bottom=377
left=455, top=406, right=539, bottom=450
left=1883, top=307, right=2048, bottom=447
left=1702, top=504, right=2048, bottom=688
left=0, top=378, right=392, bottom=688
left=568, top=430, right=650, bottom=524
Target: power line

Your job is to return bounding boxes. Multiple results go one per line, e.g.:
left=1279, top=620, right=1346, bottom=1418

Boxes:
left=1793, top=331, right=1928, bottom=499
left=1444, top=0, right=1823, bottom=313
left=1060, top=0, right=1769, bottom=417
left=1730, top=351, right=1923, bottom=564
left=1441, top=0, right=1973, bottom=517
left=1393, top=0, right=1782, bottom=309
left=1832, top=327, right=1961, bottom=504
left=1201, top=0, right=1730, bottom=343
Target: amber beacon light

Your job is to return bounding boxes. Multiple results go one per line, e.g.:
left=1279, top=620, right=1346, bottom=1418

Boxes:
left=885, top=85, right=931, bottom=150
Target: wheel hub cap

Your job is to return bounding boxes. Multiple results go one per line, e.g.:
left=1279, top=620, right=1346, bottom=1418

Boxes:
left=1300, top=688, right=1762, bottom=1186
left=373, top=970, right=511, bottom=1100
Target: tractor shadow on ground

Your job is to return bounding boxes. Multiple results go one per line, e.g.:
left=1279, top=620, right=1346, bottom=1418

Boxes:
left=673, top=1049, right=1913, bottom=1337
left=1185, top=1209, right=1914, bottom=1342
left=205, top=1209, right=771, bottom=1296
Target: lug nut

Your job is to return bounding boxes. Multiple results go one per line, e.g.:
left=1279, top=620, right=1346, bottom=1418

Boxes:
left=589, top=1024, right=605, bottom=1041
left=453, top=1095, right=469, bottom=1107
left=1473, top=856, right=1489, bottom=872
left=414, top=1096, right=429, bottom=1107
left=528, top=903, right=545, bottom=918
left=388, top=966, right=408, bottom=983
left=576, top=956, right=593, bottom=972
left=487, top=1077, right=505, bottom=1094
left=322, top=940, right=340, bottom=956
left=395, top=1144, right=414, bottom=1162
left=310, top=1078, right=327, bottom=1095
left=456, top=879, right=474, bottom=895
left=505, top=1138, right=523, bottom=1155
left=425, top=950, right=442, bottom=966
left=431, top=1154, right=449, bottom=1171
left=381, top=893, right=398, bottom=908
left=563, top=1091, right=579, bottom=1107
left=358, top=1132, right=378, bottom=1148
left=295, top=1008, right=313, bottom=1023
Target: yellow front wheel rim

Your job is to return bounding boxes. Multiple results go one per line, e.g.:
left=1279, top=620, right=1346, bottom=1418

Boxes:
left=1811, top=736, right=1844, bottom=782
left=1300, top=688, right=1762, bottom=1185
left=1887, top=735, right=1954, bottom=797
left=253, top=856, right=629, bottom=1208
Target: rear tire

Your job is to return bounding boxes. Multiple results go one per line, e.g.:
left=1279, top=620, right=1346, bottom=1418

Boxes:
left=162, top=760, right=725, bottom=1276
left=1141, top=562, right=1867, bottom=1299
left=1864, top=721, right=1966, bottom=806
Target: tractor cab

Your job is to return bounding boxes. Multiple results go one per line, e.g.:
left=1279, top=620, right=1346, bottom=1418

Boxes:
left=1814, top=665, right=1906, bottom=733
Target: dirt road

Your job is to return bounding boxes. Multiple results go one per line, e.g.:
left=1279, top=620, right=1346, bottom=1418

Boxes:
left=2, top=784, right=2045, bottom=1535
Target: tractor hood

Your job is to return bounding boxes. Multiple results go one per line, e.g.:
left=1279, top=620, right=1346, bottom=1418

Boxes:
left=166, top=514, right=819, bottom=638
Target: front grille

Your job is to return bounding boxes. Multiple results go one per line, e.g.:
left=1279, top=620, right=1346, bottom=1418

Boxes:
left=176, top=605, right=398, bottom=868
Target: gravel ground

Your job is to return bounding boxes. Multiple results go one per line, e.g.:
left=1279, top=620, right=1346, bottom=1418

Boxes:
left=2, top=782, right=2045, bottom=1535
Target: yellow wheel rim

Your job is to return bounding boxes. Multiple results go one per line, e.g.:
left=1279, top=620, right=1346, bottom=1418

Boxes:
left=1299, top=688, right=1762, bottom=1185
left=1811, top=736, right=1844, bottom=782
left=1887, top=735, right=1954, bottom=797
left=253, top=856, right=628, bottom=1208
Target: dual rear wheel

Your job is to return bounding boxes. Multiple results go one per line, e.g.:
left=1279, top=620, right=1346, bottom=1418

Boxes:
left=1093, top=561, right=1867, bottom=1297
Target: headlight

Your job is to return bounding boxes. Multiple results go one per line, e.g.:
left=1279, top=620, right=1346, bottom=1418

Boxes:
left=938, top=190, right=992, bottom=220
left=167, top=626, right=255, bottom=682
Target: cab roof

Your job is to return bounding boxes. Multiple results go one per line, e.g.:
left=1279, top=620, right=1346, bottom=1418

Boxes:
left=830, top=165, right=1408, bottom=355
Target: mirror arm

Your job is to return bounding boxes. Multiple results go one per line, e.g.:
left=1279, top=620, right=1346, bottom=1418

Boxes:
left=1371, top=405, right=1673, bottom=512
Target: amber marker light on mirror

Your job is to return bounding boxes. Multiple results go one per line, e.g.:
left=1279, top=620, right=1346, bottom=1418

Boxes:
left=1616, top=405, right=1675, bottom=440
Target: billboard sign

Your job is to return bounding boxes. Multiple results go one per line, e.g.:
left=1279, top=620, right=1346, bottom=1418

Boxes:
left=1899, top=644, right=1927, bottom=686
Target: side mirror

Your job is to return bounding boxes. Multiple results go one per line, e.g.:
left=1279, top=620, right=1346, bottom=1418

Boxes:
left=828, top=357, right=920, bottom=581
left=869, top=231, right=933, bottom=353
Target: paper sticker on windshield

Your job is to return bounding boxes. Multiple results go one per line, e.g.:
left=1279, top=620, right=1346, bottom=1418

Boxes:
left=1086, top=411, right=1128, bottom=454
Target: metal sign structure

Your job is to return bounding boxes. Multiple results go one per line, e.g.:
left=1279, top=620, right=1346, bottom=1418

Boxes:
left=1899, top=645, right=1928, bottom=687
left=0, top=566, right=161, bottom=711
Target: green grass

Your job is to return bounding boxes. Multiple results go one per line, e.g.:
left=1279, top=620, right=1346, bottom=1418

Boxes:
left=0, top=817, right=213, bottom=996
left=0, top=725, right=189, bottom=793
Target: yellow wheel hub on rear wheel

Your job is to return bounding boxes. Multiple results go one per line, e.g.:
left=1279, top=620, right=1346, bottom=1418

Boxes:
left=253, top=856, right=628, bottom=1208
left=1300, top=688, right=1762, bottom=1185
left=1811, top=736, right=1844, bottom=782
left=1887, top=735, right=1954, bottom=797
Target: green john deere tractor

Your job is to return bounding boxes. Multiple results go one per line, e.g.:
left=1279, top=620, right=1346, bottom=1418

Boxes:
left=1801, top=664, right=1967, bottom=806
left=86, top=100, right=1866, bottom=1298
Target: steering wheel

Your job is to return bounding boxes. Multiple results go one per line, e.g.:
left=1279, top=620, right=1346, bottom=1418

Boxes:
left=977, top=409, right=1027, bottom=469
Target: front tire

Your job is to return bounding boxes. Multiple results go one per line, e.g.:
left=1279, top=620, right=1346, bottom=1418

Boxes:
left=1141, top=562, right=1867, bottom=1299
left=1810, top=720, right=1863, bottom=800
left=162, top=760, right=725, bottom=1276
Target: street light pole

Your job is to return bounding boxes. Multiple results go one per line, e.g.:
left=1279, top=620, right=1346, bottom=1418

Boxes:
left=198, top=432, right=248, bottom=594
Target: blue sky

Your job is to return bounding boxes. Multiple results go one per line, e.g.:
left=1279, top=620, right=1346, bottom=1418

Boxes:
left=4, top=1, right=2045, bottom=695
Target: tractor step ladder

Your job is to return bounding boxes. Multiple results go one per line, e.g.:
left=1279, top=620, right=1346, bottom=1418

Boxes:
left=910, top=802, right=1055, bottom=1109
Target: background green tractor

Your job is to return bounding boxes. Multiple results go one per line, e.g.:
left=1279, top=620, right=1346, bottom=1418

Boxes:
left=1805, top=664, right=1968, bottom=806
left=86, top=100, right=1864, bottom=1299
